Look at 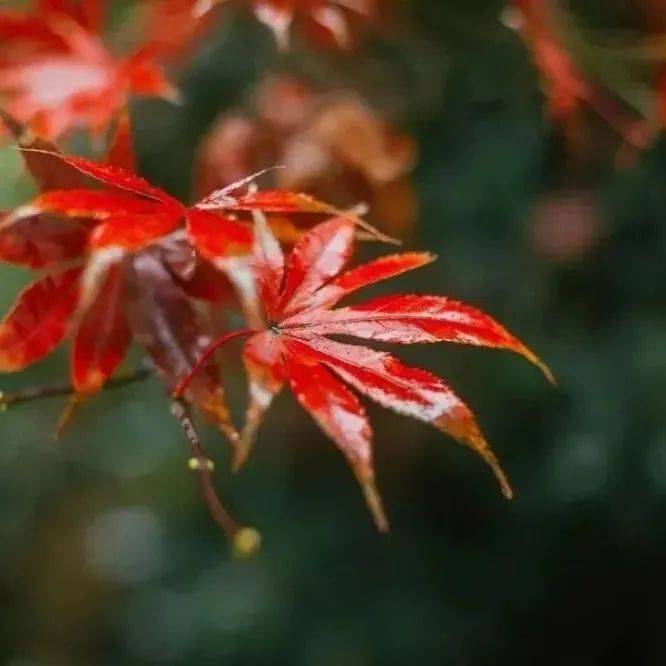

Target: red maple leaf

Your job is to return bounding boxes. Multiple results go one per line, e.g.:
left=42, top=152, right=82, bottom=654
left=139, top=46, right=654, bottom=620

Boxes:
left=0, top=0, right=179, bottom=139
left=175, top=214, right=554, bottom=531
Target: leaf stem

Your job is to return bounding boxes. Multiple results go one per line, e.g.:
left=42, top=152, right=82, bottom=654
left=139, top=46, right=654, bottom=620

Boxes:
left=173, top=328, right=256, bottom=398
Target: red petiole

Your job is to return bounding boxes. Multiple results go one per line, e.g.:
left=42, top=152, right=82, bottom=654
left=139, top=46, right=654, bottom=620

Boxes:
left=173, top=328, right=257, bottom=398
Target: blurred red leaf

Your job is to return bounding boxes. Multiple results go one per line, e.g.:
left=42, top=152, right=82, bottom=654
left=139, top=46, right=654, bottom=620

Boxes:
left=38, top=0, right=106, bottom=33
left=251, top=0, right=377, bottom=49
left=195, top=75, right=418, bottom=239
left=0, top=1, right=177, bottom=139
left=0, top=213, right=87, bottom=268
left=506, top=0, right=651, bottom=150
left=105, top=112, right=136, bottom=173
left=194, top=0, right=377, bottom=49
left=141, top=0, right=220, bottom=60
left=0, top=268, right=81, bottom=372
left=72, top=262, right=131, bottom=394
left=124, top=249, right=238, bottom=441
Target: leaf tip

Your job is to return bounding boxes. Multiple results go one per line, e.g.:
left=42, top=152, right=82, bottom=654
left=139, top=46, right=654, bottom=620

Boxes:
left=0, top=110, right=21, bottom=137
left=500, top=475, right=514, bottom=500
left=540, top=360, right=557, bottom=386
left=356, top=470, right=390, bottom=533
left=231, top=438, right=252, bottom=473
left=437, top=409, right=514, bottom=500
left=477, top=439, right=513, bottom=500
left=475, top=435, right=514, bottom=500
left=17, top=146, right=57, bottom=157
left=383, top=233, right=403, bottom=247
left=193, top=0, right=213, bottom=18
left=162, top=85, right=184, bottom=106
left=521, top=345, right=556, bottom=386
left=53, top=394, right=84, bottom=441
left=217, top=420, right=240, bottom=446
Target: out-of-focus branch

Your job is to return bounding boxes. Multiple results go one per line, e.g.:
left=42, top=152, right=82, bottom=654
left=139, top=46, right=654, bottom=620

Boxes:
left=0, top=368, right=153, bottom=410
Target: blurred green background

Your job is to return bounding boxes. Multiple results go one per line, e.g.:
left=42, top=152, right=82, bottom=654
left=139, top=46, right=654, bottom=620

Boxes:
left=1, top=1, right=666, bottom=664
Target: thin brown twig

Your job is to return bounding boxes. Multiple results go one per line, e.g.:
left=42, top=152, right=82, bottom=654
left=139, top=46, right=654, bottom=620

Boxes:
left=0, top=368, right=153, bottom=409
left=169, top=399, right=262, bottom=557
left=170, top=398, right=240, bottom=540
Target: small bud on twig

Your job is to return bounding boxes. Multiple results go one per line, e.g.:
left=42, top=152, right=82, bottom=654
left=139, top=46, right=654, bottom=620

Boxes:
left=188, top=456, right=215, bottom=472
left=233, top=527, right=262, bottom=559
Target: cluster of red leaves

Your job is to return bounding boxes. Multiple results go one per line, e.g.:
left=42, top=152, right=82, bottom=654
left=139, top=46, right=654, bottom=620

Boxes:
left=0, top=0, right=555, bottom=537
left=0, top=108, right=552, bottom=530
left=0, top=0, right=201, bottom=139
left=0, top=0, right=382, bottom=143
left=196, top=74, right=417, bottom=239
left=196, top=0, right=378, bottom=49
left=0, top=107, right=391, bottom=423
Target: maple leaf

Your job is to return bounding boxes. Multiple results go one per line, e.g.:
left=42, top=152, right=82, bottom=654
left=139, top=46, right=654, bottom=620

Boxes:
left=174, top=215, right=554, bottom=531
left=0, top=0, right=178, bottom=139
left=196, top=0, right=376, bottom=49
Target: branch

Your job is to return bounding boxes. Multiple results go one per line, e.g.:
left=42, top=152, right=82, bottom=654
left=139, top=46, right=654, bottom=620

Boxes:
left=0, top=368, right=153, bottom=410
left=170, top=398, right=261, bottom=558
